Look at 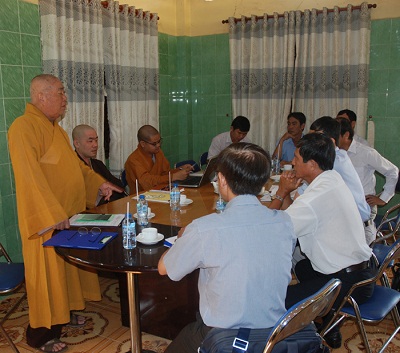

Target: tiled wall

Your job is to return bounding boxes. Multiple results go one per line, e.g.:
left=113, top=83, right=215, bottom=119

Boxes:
left=368, top=18, right=400, bottom=210
left=0, top=0, right=42, bottom=261
left=159, top=33, right=232, bottom=165
left=0, top=1, right=399, bottom=259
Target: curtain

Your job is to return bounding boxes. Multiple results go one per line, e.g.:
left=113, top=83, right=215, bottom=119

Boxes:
left=40, top=0, right=159, bottom=170
left=102, top=2, right=159, bottom=174
left=293, top=3, right=371, bottom=135
left=229, top=2, right=371, bottom=152
left=229, top=14, right=295, bottom=154
left=40, top=0, right=105, bottom=160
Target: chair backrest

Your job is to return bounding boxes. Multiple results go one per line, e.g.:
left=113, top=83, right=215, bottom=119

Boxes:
left=376, top=202, right=400, bottom=234
left=263, top=278, right=341, bottom=353
left=175, top=159, right=201, bottom=173
left=200, top=152, right=208, bottom=168
left=120, top=169, right=128, bottom=188
left=0, top=242, right=25, bottom=294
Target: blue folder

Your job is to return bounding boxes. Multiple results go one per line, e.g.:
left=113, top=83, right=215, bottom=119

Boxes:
left=43, top=230, right=118, bottom=250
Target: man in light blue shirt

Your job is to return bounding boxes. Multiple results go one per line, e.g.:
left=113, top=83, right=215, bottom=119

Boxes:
left=158, top=143, right=296, bottom=353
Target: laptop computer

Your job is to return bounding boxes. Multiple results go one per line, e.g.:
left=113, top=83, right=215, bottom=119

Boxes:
left=176, top=157, right=218, bottom=188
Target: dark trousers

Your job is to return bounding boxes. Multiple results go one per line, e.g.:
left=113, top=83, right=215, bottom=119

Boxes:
left=165, top=313, right=212, bottom=353
left=286, top=258, right=376, bottom=311
left=26, top=324, right=64, bottom=348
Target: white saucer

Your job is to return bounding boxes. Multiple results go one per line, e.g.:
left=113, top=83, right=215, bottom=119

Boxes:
left=133, top=212, right=155, bottom=219
left=137, top=233, right=164, bottom=245
left=180, top=199, right=193, bottom=206
left=271, top=175, right=281, bottom=182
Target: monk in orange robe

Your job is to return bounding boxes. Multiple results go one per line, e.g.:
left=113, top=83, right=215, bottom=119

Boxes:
left=124, top=125, right=192, bottom=193
left=8, top=74, right=122, bottom=352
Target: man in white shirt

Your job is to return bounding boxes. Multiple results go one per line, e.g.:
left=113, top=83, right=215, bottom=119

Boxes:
left=337, top=118, right=399, bottom=244
left=270, top=133, right=375, bottom=349
left=336, top=109, right=369, bottom=146
left=207, top=116, right=250, bottom=159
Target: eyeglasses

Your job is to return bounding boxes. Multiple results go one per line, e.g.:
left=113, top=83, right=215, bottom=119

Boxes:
left=67, top=227, right=102, bottom=242
left=142, top=138, right=163, bottom=147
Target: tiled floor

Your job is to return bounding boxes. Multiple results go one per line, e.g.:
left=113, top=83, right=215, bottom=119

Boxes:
left=1, top=275, right=400, bottom=353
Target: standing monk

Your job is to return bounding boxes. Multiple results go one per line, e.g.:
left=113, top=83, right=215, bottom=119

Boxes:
left=8, top=74, right=122, bottom=352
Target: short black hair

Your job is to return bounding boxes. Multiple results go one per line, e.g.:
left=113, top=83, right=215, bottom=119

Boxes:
left=297, top=133, right=335, bottom=171
left=288, top=112, right=306, bottom=126
left=310, top=116, right=340, bottom=146
left=216, top=142, right=270, bottom=196
left=337, top=109, right=357, bottom=122
left=231, top=116, right=250, bottom=132
left=336, top=117, right=354, bottom=140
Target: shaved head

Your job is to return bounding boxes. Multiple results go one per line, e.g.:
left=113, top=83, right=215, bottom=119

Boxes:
left=72, top=124, right=95, bottom=141
left=137, top=125, right=159, bottom=142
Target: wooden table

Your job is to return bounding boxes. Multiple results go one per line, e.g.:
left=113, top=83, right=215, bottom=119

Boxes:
left=57, top=181, right=275, bottom=352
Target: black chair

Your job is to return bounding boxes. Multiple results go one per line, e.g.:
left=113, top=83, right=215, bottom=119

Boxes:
left=0, top=243, right=26, bottom=353
left=199, top=152, right=208, bottom=169
left=321, top=238, right=400, bottom=353
left=263, top=278, right=341, bottom=352
left=175, top=159, right=201, bottom=173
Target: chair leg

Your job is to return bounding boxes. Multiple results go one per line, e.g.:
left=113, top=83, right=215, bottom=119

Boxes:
left=350, top=298, right=373, bottom=353
left=0, top=291, right=26, bottom=353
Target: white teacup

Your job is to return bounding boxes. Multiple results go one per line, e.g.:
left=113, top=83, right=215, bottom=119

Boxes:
left=180, top=194, right=187, bottom=204
left=211, top=181, right=219, bottom=194
left=147, top=207, right=152, bottom=216
left=283, top=164, right=293, bottom=171
left=142, top=227, right=158, bottom=241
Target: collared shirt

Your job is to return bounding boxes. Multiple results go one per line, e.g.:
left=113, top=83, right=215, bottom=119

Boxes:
left=280, top=137, right=296, bottom=162
left=285, top=170, right=372, bottom=274
left=297, top=147, right=370, bottom=222
left=208, top=131, right=250, bottom=159
left=347, top=139, right=398, bottom=203
left=164, top=195, right=296, bottom=329
left=354, top=134, right=370, bottom=146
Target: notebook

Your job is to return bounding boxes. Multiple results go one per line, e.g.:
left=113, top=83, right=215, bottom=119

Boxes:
left=176, top=157, right=218, bottom=188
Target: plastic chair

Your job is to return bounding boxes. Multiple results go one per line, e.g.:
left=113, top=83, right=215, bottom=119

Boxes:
left=175, top=159, right=201, bottom=173
left=320, top=238, right=400, bottom=353
left=263, top=278, right=341, bottom=353
left=0, top=243, right=26, bottom=353
left=199, top=152, right=208, bottom=169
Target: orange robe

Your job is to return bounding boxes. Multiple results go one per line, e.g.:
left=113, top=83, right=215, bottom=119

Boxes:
left=8, top=103, right=105, bottom=329
left=125, top=145, right=171, bottom=192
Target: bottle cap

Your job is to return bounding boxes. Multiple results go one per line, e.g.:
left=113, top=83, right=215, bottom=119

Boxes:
left=139, top=195, right=145, bottom=199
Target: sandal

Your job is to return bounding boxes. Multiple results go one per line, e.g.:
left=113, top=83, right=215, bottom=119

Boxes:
left=40, top=338, right=68, bottom=353
left=66, top=312, right=87, bottom=327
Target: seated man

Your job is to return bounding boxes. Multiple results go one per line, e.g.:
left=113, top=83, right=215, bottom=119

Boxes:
left=337, top=117, right=399, bottom=244
left=158, top=143, right=296, bottom=353
left=207, top=115, right=250, bottom=159
left=270, top=133, right=375, bottom=349
left=336, top=108, right=369, bottom=146
left=125, top=125, right=192, bottom=193
left=272, top=112, right=306, bottom=166
left=72, top=124, right=126, bottom=204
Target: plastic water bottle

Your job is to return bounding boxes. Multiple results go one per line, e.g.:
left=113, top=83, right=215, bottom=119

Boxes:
left=122, top=213, right=136, bottom=249
left=216, top=196, right=226, bottom=213
left=170, top=183, right=181, bottom=211
left=137, top=195, right=148, bottom=226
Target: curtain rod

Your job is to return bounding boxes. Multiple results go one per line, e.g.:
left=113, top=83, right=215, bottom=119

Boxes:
left=222, top=3, right=376, bottom=24
left=100, top=1, right=159, bottom=20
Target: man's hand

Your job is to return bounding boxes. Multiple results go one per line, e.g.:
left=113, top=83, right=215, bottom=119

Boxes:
left=280, top=132, right=293, bottom=142
left=53, top=219, right=70, bottom=230
left=99, top=182, right=124, bottom=201
left=278, top=170, right=302, bottom=196
left=172, top=169, right=191, bottom=181
left=366, top=194, right=386, bottom=207
left=179, top=164, right=194, bottom=172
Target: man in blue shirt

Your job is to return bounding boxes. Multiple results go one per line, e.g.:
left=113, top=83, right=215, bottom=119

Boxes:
left=272, top=112, right=306, bottom=166
left=158, top=143, right=296, bottom=353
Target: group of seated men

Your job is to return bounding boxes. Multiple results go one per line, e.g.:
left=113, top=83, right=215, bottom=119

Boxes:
left=76, top=110, right=397, bottom=351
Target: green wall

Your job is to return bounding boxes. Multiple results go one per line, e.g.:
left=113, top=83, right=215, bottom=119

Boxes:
left=0, top=0, right=42, bottom=261
left=0, top=0, right=399, bottom=260
left=158, top=33, right=232, bottom=165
